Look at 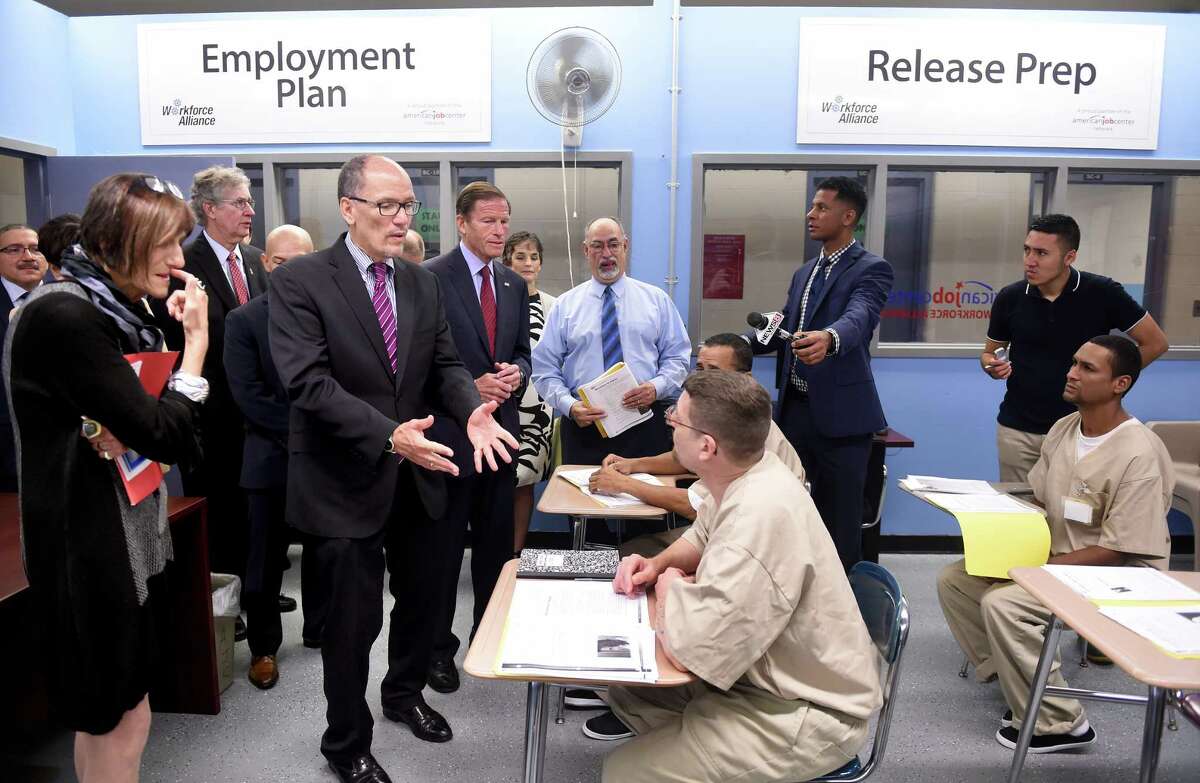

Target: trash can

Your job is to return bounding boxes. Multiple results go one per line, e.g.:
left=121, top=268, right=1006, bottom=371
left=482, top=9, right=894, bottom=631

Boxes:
left=210, top=574, right=241, bottom=693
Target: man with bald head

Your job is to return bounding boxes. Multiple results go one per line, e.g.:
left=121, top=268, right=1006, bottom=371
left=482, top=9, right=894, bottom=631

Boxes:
left=533, top=217, right=690, bottom=463
left=225, top=224, right=314, bottom=690
left=269, top=156, right=516, bottom=783
left=400, top=229, right=425, bottom=264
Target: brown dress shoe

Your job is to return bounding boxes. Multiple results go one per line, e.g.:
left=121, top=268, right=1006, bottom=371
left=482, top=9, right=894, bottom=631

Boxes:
left=248, top=655, right=279, bottom=689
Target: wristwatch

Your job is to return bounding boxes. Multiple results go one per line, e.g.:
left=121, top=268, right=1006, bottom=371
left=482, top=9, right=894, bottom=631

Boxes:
left=384, top=436, right=397, bottom=454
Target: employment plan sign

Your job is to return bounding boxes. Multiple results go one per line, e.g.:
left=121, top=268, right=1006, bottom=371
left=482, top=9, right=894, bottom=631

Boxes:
left=137, top=18, right=491, bottom=145
left=796, top=19, right=1164, bottom=150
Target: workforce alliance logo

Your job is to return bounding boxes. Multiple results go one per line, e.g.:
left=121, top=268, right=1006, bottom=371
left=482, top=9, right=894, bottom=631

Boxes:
left=161, top=98, right=218, bottom=127
left=882, top=279, right=996, bottom=320
left=819, top=95, right=881, bottom=125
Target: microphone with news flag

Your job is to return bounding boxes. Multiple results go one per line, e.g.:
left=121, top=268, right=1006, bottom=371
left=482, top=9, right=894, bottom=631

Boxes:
left=747, top=311, right=797, bottom=346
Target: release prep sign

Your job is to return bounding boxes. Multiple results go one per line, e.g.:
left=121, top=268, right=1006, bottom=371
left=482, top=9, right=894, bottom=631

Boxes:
left=796, top=18, right=1164, bottom=150
left=138, top=17, right=491, bottom=145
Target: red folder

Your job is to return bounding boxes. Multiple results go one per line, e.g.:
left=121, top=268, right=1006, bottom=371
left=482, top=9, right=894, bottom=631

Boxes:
left=114, top=351, right=178, bottom=506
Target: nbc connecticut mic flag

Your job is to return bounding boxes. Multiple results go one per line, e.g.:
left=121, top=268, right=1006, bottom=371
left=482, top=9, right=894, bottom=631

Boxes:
left=115, top=352, right=178, bottom=506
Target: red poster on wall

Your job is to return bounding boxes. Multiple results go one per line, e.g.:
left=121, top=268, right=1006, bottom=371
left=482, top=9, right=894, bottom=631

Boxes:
left=702, top=234, right=745, bottom=300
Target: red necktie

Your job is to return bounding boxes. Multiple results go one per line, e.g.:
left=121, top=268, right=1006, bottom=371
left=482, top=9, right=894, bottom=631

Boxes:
left=479, top=265, right=497, bottom=356
left=227, top=252, right=249, bottom=306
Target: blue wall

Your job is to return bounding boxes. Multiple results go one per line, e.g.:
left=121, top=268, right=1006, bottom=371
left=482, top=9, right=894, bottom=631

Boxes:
left=13, top=1, right=1200, bottom=536
left=0, top=1, right=74, bottom=153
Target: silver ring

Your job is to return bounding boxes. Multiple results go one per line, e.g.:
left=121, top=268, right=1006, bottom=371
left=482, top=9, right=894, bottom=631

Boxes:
left=102, top=451, right=111, bottom=460
left=195, top=280, right=206, bottom=291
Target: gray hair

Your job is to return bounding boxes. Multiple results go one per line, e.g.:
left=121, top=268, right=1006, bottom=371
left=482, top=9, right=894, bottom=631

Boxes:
left=584, top=216, right=626, bottom=240
left=338, top=155, right=373, bottom=200
left=190, top=165, right=251, bottom=225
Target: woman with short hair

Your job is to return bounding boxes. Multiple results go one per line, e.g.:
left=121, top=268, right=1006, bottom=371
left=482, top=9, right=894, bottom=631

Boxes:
left=5, top=173, right=210, bottom=783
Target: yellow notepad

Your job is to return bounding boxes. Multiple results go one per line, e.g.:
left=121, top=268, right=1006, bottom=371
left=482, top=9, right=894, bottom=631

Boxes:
left=955, top=512, right=1051, bottom=579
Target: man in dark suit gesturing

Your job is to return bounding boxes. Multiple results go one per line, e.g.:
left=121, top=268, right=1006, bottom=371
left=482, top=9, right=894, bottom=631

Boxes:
left=424, top=182, right=530, bottom=694
left=269, top=155, right=517, bottom=783
left=752, top=177, right=893, bottom=571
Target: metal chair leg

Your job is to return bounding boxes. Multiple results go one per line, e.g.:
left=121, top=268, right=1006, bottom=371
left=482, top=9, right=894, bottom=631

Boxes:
left=555, top=685, right=566, bottom=725
left=958, top=656, right=970, bottom=678
left=1077, top=634, right=1089, bottom=667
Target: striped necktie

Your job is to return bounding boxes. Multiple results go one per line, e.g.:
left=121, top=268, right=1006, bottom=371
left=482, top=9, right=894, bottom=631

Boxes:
left=601, top=285, right=623, bottom=370
left=227, top=252, right=250, bottom=306
left=371, top=262, right=398, bottom=373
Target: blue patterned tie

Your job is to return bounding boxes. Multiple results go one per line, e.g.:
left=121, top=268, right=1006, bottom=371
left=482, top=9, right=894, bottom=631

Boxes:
left=805, top=258, right=828, bottom=329
left=601, top=285, right=624, bottom=370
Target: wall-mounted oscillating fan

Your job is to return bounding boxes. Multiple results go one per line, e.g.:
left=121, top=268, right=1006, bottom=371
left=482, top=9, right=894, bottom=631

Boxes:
left=526, top=27, right=622, bottom=287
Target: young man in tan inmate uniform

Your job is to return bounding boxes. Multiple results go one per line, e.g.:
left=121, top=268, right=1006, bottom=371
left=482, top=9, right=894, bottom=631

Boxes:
left=939, top=334, right=1175, bottom=753
left=586, top=370, right=881, bottom=782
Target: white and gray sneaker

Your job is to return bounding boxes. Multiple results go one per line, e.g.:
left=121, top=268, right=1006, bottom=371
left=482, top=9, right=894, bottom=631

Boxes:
left=582, top=711, right=635, bottom=741
left=995, top=720, right=1096, bottom=753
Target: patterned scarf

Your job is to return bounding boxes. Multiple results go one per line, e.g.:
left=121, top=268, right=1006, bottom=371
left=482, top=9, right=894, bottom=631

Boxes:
left=58, top=246, right=164, bottom=352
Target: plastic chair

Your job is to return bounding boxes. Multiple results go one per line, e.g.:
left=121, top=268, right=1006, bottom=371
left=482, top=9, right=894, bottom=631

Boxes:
left=806, top=561, right=910, bottom=782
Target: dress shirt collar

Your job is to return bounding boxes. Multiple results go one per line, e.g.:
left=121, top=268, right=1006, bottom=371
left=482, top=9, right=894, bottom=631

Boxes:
left=1024, top=266, right=1081, bottom=297
left=819, top=238, right=856, bottom=266
left=459, top=241, right=493, bottom=277
left=345, top=234, right=394, bottom=278
left=1, top=275, right=36, bottom=306
left=586, top=273, right=628, bottom=300
left=203, top=229, right=239, bottom=264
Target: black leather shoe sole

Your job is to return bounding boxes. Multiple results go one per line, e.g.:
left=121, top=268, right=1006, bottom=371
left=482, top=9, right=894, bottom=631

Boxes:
left=383, top=706, right=454, bottom=743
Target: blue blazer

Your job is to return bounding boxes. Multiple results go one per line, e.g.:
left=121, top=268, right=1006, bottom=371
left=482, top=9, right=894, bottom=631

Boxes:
left=423, top=247, right=531, bottom=475
left=756, top=242, right=893, bottom=439
left=224, top=291, right=289, bottom=490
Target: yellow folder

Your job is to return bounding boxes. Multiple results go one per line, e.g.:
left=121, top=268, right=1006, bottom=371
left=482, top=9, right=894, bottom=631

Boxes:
left=954, top=512, right=1051, bottom=579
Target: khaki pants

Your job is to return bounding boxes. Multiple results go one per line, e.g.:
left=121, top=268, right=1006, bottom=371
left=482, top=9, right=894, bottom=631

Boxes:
left=619, top=525, right=690, bottom=559
left=603, top=681, right=866, bottom=783
left=996, top=424, right=1044, bottom=484
left=936, top=559, right=1085, bottom=735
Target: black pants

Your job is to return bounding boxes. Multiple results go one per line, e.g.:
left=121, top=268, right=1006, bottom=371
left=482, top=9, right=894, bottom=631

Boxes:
left=778, top=388, right=872, bottom=572
left=432, top=461, right=516, bottom=661
left=560, top=400, right=674, bottom=465
left=313, top=469, right=442, bottom=765
left=243, top=487, right=289, bottom=657
left=182, top=458, right=248, bottom=579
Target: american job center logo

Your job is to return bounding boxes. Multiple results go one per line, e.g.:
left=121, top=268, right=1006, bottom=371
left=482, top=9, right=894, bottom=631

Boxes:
left=881, top=280, right=996, bottom=320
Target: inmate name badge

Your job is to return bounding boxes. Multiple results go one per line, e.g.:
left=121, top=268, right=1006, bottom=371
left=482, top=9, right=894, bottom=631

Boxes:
left=1063, top=496, right=1096, bottom=526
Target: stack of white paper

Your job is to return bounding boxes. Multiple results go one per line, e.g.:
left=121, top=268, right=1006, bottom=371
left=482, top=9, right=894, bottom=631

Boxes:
left=1099, top=605, right=1200, bottom=658
left=1043, top=565, right=1200, bottom=605
left=921, top=492, right=1040, bottom=514
left=900, top=475, right=1000, bottom=495
left=578, top=363, right=653, bottom=438
left=558, top=468, right=665, bottom=509
left=496, top=579, right=659, bottom=682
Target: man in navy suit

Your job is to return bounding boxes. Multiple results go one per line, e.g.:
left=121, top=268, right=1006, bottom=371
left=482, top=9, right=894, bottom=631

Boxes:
left=0, top=223, right=52, bottom=492
left=225, top=224, right=317, bottom=690
left=752, top=177, right=893, bottom=571
left=424, top=182, right=530, bottom=694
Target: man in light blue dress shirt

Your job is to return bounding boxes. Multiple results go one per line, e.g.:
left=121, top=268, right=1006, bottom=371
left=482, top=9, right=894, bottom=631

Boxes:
left=533, top=217, right=690, bottom=464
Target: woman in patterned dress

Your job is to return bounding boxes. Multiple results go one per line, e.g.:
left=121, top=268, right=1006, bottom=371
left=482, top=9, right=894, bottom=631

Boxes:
left=502, top=231, right=555, bottom=552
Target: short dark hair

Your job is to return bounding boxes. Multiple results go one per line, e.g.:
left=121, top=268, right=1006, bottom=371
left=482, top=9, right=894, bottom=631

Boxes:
left=1088, top=334, right=1142, bottom=396
left=1029, top=214, right=1081, bottom=252
left=37, top=213, right=82, bottom=269
left=456, top=181, right=510, bottom=217
left=681, top=370, right=771, bottom=464
left=701, top=333, right=753, bottom=372
left=503, top=231, right=543, bottom=266
left=814, top=176, right=867, bottom=225
left=337, top=154, right=372, bottom=200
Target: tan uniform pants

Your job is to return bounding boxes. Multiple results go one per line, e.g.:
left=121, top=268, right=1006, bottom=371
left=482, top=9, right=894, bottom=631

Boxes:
left=603, top=680, right=866, bottom=783
left=996, top=424, right=1044, bottom=484
left=619, top=525, right=690, bottom=559
left=937, top=559, right=1085, bottom=735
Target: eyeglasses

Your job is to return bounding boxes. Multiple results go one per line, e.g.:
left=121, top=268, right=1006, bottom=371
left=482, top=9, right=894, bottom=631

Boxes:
left=136, top=175, right=185, bottom=200
left=664, top=404, right=715, bottom=440
left=0, top=244, right=43, bottom=258
left=213, top=197, right=256, bottom=211
left=345, top=196, right=422, bottom=217
left=587, top=238, right=623, bottom=253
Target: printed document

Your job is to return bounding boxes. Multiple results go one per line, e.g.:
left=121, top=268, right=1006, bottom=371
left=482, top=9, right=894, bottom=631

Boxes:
left=577, top=363, right=653, bottom=438
left=901, top=475, right=1000, bottom=495
left=1043, top=565, right=1200, bottom=606
left=557, top=468, right=665, bottom=509
left=922, top=493, right=1037, bottom=514
left=496, top=579, right=658, bottom=683
left=1099, top=605, right=1200, bottom=658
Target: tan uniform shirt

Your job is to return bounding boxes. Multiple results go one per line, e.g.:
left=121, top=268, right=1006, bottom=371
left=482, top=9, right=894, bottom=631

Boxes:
left=689, top=421, right=804, bottom=508
left=1029, top=412, right=1175, bottom=569
left=670, top=452, right=882, bottom=719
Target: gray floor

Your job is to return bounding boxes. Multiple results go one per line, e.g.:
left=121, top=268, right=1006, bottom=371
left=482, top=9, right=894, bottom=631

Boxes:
left=4, top=551, right=1198, bottom=783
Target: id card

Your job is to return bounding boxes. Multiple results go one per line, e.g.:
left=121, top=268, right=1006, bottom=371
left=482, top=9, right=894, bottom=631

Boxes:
left=1063, top=496, right=1095, bottom=526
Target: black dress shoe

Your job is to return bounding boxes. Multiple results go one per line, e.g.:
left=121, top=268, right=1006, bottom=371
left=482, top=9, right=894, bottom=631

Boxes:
left=278, top=594, right=298, bottom=613
left=427, top=658, right=459, bottom=693
left=302, top=636, right=322, bottom=649
left=234, top=616, right=247, bottom=643
left=327, top=753, right=393, bottom=783
left=383, top=702, right=453, bottom=743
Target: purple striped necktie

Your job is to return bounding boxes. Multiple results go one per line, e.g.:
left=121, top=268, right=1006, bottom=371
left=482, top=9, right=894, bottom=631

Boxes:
left=371, top=262, right=398, bottom=373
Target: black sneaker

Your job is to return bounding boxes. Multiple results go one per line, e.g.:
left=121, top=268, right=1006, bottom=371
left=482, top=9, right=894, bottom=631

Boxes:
left=1000, top=710, right=1013, bottom=729
left=582, top=711, right=634, bottom=741
left=564, top=688, right=606, bottom=710
left=995, top=723, right=1096, bottom=753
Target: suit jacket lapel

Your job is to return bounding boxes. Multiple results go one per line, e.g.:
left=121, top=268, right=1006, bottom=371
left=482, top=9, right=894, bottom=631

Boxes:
left=242, top=244, right=265, bottom=297
left=191, top=238, right=238, bottom=312
left=493, top=265, right=517, bottom=362
left=391, top=262, right=414, bottom=388
left=806, top=244, right=860, bottom=325
left=330, top=239, right=393, bottom=379
left=448, top=249, right=492, bottom=359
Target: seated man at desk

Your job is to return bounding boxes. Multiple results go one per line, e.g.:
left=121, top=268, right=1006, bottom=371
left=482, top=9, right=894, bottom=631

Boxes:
left=585, top=370, right=882, bottom=783
left=588, top=332, right=805, bottom=556
left=938, top=334, right=1175, bottom=753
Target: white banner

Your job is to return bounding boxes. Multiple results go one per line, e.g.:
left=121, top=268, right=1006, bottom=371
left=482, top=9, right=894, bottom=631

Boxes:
left=796, top=19, right=1164, bottom=150
left=138, top=18, right=491, bottom=145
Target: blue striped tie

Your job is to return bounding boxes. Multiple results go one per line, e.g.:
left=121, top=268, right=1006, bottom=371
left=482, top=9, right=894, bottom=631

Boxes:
left=601, top=285, right=624, bottom=370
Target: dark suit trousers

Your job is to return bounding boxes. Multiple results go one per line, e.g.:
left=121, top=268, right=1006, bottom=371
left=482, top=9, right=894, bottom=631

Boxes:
left=244, top=487, right=289, bottom=657
left=432, top=461, right=516, bottom=661
left=314, top=467, right=441, bottom=764
left=183, top=426, right=248, bottom=579
left=560, top=400, right=674, bottom=465
left=778, top=387, right=872, bottom=572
